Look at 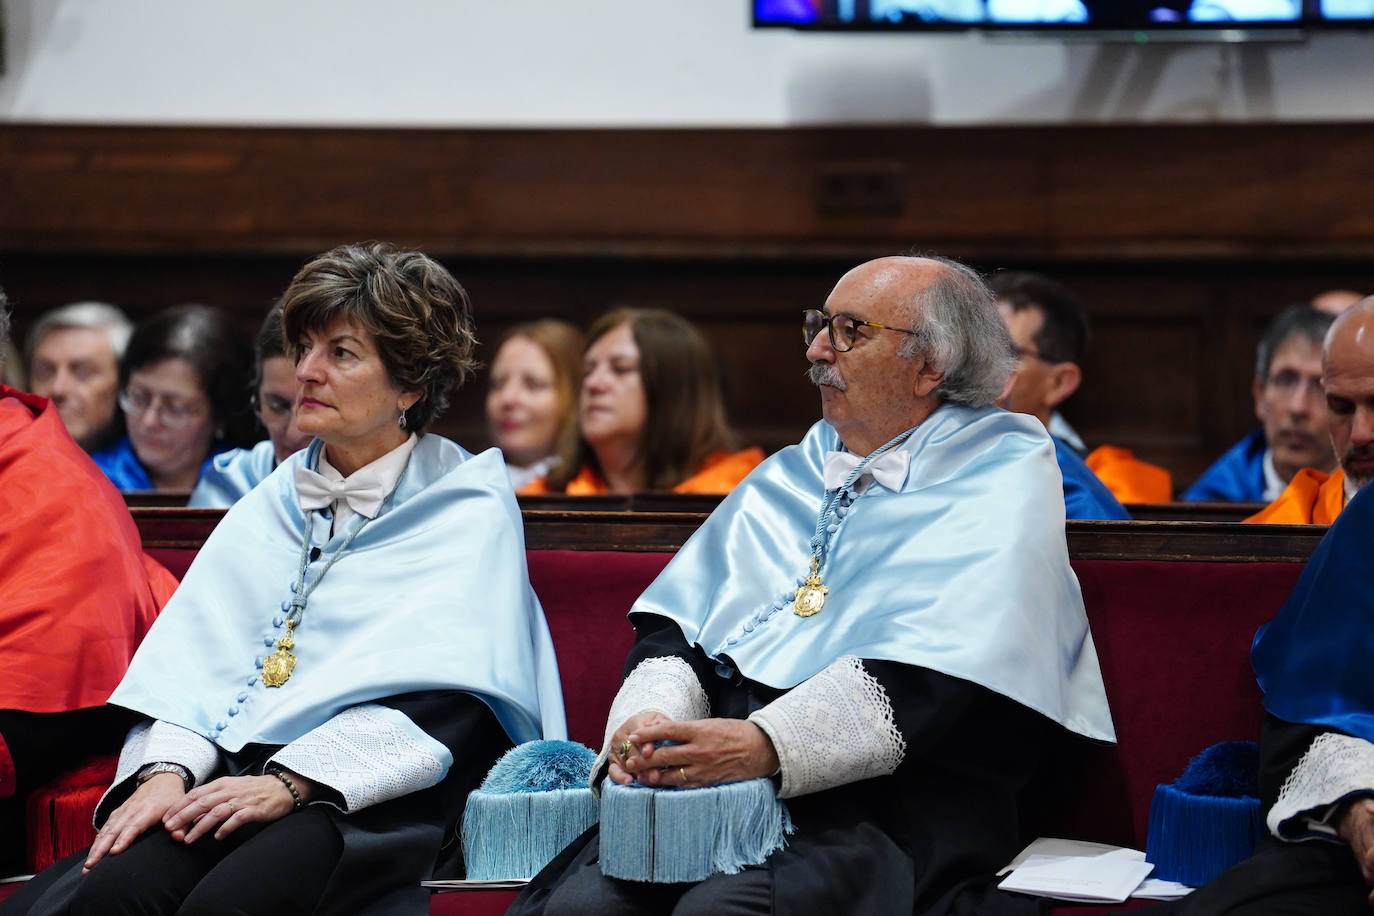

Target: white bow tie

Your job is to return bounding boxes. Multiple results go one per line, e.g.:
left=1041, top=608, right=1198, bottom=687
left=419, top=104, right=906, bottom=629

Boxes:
left=822, top=449, right=911, bottom=494
left=294, top=466, right=387, bottom=519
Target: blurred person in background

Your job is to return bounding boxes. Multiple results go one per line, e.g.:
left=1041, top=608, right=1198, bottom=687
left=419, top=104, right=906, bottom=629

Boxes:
left=92, top=305, right=257, bottom=495
left=486, top=319, right=583, bottom=490
left=25, top=301, right=132, bottom=453
left=190, top=304, right=313, bottom=507
left=1184, top=305, right=1336, bottom=502
left=522, top=308, right=764, bottom=495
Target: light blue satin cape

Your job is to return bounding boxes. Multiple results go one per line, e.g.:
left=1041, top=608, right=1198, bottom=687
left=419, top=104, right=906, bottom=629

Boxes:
left=634, top=405, right=1115, bottom=743
left=188, top=439, right=279, bottom=508
left=111, top=434, right=567, bottom=751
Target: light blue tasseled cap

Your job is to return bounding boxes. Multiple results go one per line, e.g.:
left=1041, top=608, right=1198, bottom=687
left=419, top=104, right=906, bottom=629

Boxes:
left=599, top=778, right=792, bottom=883
left=462, top=740, right=600, bottom=880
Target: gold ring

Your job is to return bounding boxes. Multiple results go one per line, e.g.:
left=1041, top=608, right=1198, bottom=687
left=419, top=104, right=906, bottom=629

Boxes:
left=226, top=800, right=236, bottom=814
left=620, top=739, right=634, bottom=759
left=679, top=768, right=687, bottom=784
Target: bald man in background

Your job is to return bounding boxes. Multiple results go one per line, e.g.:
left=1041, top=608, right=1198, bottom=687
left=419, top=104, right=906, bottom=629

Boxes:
left=1248, top=296, right=1374, bottom=524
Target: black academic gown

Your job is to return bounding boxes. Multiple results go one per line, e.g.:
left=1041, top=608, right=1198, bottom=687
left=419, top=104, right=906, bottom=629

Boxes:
left=513, top=615, right=1067, bottom=916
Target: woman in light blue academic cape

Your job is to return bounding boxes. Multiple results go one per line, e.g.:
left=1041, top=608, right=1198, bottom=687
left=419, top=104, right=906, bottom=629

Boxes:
left=5, top=244, right=566, bottom=916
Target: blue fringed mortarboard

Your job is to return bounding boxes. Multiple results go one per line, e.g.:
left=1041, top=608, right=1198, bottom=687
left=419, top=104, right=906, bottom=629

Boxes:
left=1146, top=741, right=1265, bottom=887
left=462, top=740, right=600, bottom=880
left=599, top=778, right=793, bottom=883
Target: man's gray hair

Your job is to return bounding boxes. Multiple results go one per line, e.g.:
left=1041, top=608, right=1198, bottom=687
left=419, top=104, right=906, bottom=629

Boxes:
left=1254, top=304, right=1334, bottom=382
left=897, top=256, right=1014, bottom=408
left=24, top=301, right=133, bottom=365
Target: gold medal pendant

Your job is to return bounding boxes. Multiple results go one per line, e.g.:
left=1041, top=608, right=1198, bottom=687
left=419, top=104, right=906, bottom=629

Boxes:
left=793, top=556, right=828, bottom=618
left=262, top=620, right=298, bottom=687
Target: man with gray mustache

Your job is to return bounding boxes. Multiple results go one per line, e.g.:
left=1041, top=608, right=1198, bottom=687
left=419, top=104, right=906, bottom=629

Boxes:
left=512, top=255, right=1113, bottom=916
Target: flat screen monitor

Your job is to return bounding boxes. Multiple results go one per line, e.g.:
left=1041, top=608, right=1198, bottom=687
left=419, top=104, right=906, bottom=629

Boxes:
left=755, top=0, right=1374, bottom=34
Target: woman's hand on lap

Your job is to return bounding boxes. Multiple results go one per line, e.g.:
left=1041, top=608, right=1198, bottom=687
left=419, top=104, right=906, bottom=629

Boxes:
left=84, top=772, right=186, bottom=873
left=163, top=773, right=303, bottom=844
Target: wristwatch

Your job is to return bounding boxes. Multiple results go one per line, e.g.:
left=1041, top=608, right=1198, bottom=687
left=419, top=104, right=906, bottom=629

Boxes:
left=136, top=761, right=193, bottom=792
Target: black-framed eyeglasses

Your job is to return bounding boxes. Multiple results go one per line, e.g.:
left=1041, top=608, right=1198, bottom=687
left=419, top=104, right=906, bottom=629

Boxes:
left=802, top=308, right=920, bottom=353
left=1010, top=343, right=1062, bottom=365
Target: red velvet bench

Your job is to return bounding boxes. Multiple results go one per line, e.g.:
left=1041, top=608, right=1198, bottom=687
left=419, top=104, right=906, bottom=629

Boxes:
left=2, top=511, right=1327, bottom=916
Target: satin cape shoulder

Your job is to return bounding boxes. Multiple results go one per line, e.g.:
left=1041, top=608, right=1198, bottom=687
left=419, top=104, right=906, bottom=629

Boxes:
left=1252, top=481, right=1374, bottom=742
left=110, top=434, right=567, bottom=750
left=188, top=439, right=279, bottom=508
left=632, top=405, right=1115, bottom=742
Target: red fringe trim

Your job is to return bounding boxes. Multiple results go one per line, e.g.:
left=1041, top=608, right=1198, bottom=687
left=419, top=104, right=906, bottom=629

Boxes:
left=0, top=731, right=14, bottom=799
left=24, top=755, right=118, bottom=872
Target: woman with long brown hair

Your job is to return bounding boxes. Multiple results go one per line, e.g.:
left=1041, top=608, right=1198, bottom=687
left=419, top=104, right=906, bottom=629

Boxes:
left=523, top=308, right=762, bottom=495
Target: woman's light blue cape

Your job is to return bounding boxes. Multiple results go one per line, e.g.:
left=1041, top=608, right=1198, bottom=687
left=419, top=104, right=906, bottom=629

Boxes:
left=1252, top=482, right=1374, bottom=743
left=188, top=439, right=279, bottom=508
left=110, top=435, right=567, bottom=751
left=634, top=405, right=1115, bottom=743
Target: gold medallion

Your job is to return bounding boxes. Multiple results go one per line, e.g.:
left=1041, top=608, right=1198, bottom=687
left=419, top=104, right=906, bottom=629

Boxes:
left=262, top=621, right=297, bottom=687
left=793, top=557, right=828, bottom=618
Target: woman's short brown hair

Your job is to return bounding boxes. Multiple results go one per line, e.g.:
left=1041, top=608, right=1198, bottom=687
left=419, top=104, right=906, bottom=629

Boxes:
left=548, top=308, right=736, bottom=492
left=281, top=242, right=478, bottom=431
left=493, top=319, right=584, bottom=464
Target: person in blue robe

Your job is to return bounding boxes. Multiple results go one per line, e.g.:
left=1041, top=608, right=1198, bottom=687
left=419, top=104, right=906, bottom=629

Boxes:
left=1183, top=305, right=1336, bottom=503
left=90, top=304, right=257, bottom=497
left=1055, top=434, right=1131, bottom=520
left=190, top=303, right=314, bottom=508
left=510, top=255, right=1114, bottom=916
left=4, top=243, right=566, bottom=916
left=1141, top=484, right=1374, bottom=915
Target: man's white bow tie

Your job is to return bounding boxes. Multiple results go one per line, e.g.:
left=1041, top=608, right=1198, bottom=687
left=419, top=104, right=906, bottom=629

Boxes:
left=294, top=466, right=387, bottom=518
left=822, top=449, right=911, bottom=494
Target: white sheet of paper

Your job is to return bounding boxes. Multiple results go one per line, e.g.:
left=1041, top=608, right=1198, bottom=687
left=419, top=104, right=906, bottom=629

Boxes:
left=420, top=878, right=530, bottom=891
left=1131, top=878, right=1195, bottom=900
left=998, top=848, right=1155, bottom=903
left=998, top=837, right=1146, bottom=875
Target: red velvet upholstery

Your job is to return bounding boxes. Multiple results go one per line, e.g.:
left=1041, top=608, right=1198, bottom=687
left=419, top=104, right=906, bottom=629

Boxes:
left=526, top=551, right=668, bottom=747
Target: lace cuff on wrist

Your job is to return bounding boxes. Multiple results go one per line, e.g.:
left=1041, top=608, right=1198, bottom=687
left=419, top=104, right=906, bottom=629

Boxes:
left=592, top=656, right=710, bottom=790
left=748, top=655, right=906, bottom=799
left=1270, top=732, right=1374, bottom=842
left=270, top=703, right=452, bottom=812
left=98, top=720, right=222, bottom=824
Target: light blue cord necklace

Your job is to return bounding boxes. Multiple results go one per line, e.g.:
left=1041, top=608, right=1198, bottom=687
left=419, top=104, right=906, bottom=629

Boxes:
left=261, top=465, right=408, bottom=687
left=792, top=425, right=917, bottom=617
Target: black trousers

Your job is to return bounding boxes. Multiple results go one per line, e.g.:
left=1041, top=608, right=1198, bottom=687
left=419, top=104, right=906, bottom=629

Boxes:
left=0, top=806, right=343, bottom=916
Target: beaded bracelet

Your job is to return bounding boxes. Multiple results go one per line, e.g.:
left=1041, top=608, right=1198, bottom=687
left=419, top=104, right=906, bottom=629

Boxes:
left=270, top=768, right=304, bottom=810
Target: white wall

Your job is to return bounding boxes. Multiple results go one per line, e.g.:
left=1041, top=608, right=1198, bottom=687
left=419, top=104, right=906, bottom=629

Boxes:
left=1, top=0, right=1372, bottom=125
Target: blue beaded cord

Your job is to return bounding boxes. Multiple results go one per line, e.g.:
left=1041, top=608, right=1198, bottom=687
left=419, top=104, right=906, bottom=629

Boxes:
left=711, top=425, right=918, bottom=656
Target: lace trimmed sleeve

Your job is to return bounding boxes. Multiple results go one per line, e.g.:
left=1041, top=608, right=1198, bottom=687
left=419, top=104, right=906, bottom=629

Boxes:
left=748, top=655, right=907, bottom=799
left=270, top=703, right=454, bottom=813
left=96, top=720, right=223, bottom=824
left=1269, top=731, right=1374, bottom=841
left=589, top=655, right=710, bottom=789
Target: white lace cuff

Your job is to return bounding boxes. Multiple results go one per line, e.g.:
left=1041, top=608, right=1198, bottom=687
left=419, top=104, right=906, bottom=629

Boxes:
left=270, top=704, right=452, bottom=812
left=591, top=656, right=710, bottom=790
left=749, top=655, right=906, bottom=799
left=1269, top=732, right=1374, bottom=841
left=97, top=720, right=222, bottom=824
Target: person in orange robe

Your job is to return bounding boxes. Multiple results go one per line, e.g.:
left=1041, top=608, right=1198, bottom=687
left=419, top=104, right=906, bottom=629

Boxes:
left=1086, top=445, right=1174, bottom=504
left=1245, top=296, right=1374, bottom=525
left=523, top=308, right=764, bottom=496
left=0, top=292, right=178, bottom=872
